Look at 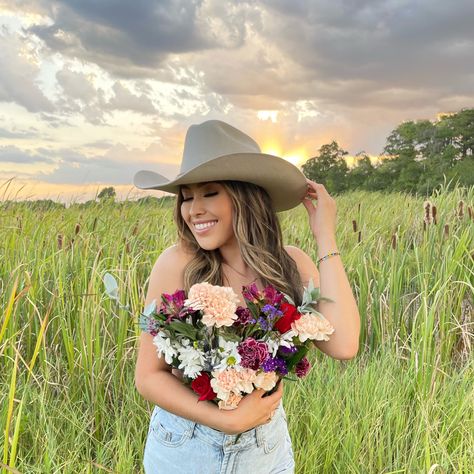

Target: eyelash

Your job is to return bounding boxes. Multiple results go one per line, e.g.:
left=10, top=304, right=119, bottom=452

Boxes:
left=182, top=192, right=218, bottom=202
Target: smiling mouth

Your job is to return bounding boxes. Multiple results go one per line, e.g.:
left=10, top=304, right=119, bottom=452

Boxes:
left=193, top=220, right=218, bottom=232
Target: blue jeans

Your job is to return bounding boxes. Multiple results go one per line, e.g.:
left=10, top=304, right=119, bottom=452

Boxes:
left=143, top=400, right=295, bottom=473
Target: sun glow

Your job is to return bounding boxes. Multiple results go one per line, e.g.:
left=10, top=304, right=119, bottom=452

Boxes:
left=261, top=139, right=308, bottom=168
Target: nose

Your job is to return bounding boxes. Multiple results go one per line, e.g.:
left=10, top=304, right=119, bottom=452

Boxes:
left=188, top=196, right=206, bottom=217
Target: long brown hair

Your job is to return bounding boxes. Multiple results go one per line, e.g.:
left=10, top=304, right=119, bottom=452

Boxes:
left=174, top=180, right=303, bottom=307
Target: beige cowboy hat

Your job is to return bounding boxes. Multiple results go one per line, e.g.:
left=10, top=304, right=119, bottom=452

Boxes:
left=133, top=119, right=308, bottom=212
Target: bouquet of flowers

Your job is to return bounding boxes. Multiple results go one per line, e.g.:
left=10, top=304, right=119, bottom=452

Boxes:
left=103, top=274, right=335, bottom=410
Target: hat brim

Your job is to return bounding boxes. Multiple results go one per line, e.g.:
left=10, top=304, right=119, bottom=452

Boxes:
left=133, top=153, right=307, bottom=212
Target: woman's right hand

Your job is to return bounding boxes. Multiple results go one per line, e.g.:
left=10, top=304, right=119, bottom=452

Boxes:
left=221, top=380, right=284, bottom=435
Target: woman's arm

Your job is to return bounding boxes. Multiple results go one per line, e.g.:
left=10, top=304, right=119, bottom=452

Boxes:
left=135, top=246, right=234, bottom=431
left=292, top=177, right=361, bottom=360
left=286, top=241, right=360, bottom=360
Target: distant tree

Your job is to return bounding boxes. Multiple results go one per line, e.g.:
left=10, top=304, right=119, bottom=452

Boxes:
left=346, top=152, right=376, bottom=190
left=137, top=196, right=161, bottom=205
left=98, top=187, right=116, bottom=202
left=301, top=140, right=350, bottom=194
left=436, top=108, right=474, bottom=160
left=381, top=108, right=474, bottom=195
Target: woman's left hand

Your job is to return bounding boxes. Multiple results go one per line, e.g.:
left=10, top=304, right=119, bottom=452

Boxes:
left=300, top=178, right=337, bottom=242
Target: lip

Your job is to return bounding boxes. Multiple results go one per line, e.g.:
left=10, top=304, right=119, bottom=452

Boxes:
left=193, top=220, right=218, bottom=234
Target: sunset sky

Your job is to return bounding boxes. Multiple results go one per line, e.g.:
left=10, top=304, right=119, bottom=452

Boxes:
left=1, top=0, right=473, bottom=203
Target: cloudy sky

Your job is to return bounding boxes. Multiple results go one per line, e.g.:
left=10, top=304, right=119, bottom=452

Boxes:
left=1, top=0, right=473, bottom=203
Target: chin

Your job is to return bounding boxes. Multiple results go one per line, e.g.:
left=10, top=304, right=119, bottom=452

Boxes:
left=197, top=242, right=220, bottom=251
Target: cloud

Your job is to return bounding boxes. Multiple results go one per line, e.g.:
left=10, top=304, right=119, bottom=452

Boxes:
left=105, top=82, right=157, bottom=115
left=2, top=0, right=474, bottom=165
left=0, top=28, right=54, bottom=112
left=20, top=0, right=474, bottom=111
left=0, top=127, right=38, bottom=139
left=53, top=66, right=159, bottom=123
left=258, top=0, right=474, bottom=105
left=27, top=141, right=180, bottom=185
left=0, top=145, right=55, bottom=163
left=27, top=0, right=250, bottom=77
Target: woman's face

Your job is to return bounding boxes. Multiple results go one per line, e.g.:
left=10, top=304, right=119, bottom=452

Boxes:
left=180, top=181, right=236, bottom=250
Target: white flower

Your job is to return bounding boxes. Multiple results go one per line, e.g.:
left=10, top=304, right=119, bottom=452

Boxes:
left=279, top=329, right=297, bottom=348
left=213, top=337, right=242, bottom=372
left=265, top=337, right=279, bottom=357
left=177, top=339, right=206, bottom=378
left=153, top=331, right=178, bottom=365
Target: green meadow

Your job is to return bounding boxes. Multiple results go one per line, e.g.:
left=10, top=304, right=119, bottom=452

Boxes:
left=1, top=180, right=473, bottom=473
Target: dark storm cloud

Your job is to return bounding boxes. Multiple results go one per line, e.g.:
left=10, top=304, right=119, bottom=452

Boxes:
left=22, top=0, right=473, bottom=111
left=259, top=0, right=474, bottom=100
left=27, top=0, right=249, bottom=77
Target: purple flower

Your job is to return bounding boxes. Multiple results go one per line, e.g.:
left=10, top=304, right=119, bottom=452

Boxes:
left=234, top=306, right=254, bottom=326
left=257, top=305, right=283, bottom=331
left=242, top=283, right=261, bottom=302
left=262, top=356, right=288, bottom=375
left=263, top=285, right=285, bottom=306
left=139, top=313, right=161, bottom=336
left=278, top=345, right=298, bottom=355
left=295, top=357, right=311, bottom=378
left=238, top=337, right=269, bottom=370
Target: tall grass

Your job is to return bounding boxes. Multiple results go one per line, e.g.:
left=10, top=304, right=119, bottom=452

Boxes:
left=1, top=181, right=473, bottom=473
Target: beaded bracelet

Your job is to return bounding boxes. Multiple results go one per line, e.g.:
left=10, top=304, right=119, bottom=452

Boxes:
left=316, top=251, right=340, bottom=267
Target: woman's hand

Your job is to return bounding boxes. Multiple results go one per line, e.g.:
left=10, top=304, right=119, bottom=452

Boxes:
left=220, top=380, right=284, bottom=435
left=301, top=178, right=337, bottom=243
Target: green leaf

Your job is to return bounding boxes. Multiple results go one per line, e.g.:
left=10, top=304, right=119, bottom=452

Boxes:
left=168, top=320, right=198, bottom=340
left=286, top=344, right=310, bottom=372
left=143, top=299, right=157, bottom=316
left=103, top=272, right=119, bottom=300
left=281, top=291, right=295, bottom=305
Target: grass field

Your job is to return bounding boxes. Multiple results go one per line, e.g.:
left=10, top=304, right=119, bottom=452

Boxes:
left=1, top=181, right=473, bottom=473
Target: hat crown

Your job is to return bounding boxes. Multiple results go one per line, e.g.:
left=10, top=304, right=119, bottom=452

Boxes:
left=178, top=120, right=261, bottom=177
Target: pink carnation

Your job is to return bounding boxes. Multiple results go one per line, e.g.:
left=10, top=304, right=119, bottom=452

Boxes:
left=210, top=367, right=242, bottom=401
left=184, top=282, right=240, bottom=328
left=254, top=370, right=279, bottom=391
left=233, top=367, right=257, bottom=394
left=218, top=392, right=243, bottom=410
left=291, top=313, right=335, bottom=342
left=210, top=367, right=257, bottom=402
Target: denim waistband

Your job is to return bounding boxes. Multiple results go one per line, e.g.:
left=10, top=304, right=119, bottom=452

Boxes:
left=152, top=399, right=285, bottom=450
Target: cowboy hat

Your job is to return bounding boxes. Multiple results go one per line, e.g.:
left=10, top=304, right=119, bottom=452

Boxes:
left=133, top=119, right=307, bottom=212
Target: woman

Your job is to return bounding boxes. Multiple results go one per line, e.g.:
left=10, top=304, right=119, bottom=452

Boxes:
left=133, top=120, right=360, bottom=473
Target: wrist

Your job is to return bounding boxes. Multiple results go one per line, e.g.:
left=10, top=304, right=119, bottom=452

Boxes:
left=219, top=409, right=242, bottom=434
left=316, top=235, right=338, bottom=258
left=207, top=404, right=240, bottom=434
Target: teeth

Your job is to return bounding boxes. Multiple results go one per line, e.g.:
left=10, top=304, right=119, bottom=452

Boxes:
left=195, top=220, right=217, bottom=230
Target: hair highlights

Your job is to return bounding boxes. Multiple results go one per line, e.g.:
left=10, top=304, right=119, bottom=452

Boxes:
left=174, top=180, right=303, bottom=307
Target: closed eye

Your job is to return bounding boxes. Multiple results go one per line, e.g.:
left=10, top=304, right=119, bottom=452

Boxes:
left=182, top=192, right=218, bottom=202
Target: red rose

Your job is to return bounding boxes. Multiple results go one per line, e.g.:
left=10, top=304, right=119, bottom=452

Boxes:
left=274, top=302, right=302, bottom=334
left=190, top=372, right=217, bottom=401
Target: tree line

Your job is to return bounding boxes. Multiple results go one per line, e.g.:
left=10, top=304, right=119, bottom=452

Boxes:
left=301, top=108, right=474, bottom=196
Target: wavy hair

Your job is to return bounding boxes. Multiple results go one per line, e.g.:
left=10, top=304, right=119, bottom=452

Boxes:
left=173, top=180, right=303, bottom=307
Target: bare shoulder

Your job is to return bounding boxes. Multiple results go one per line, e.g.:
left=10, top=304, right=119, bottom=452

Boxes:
left=284, top=245, right=320, bottom=288
left=144, top=243, right=192, bottom=306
